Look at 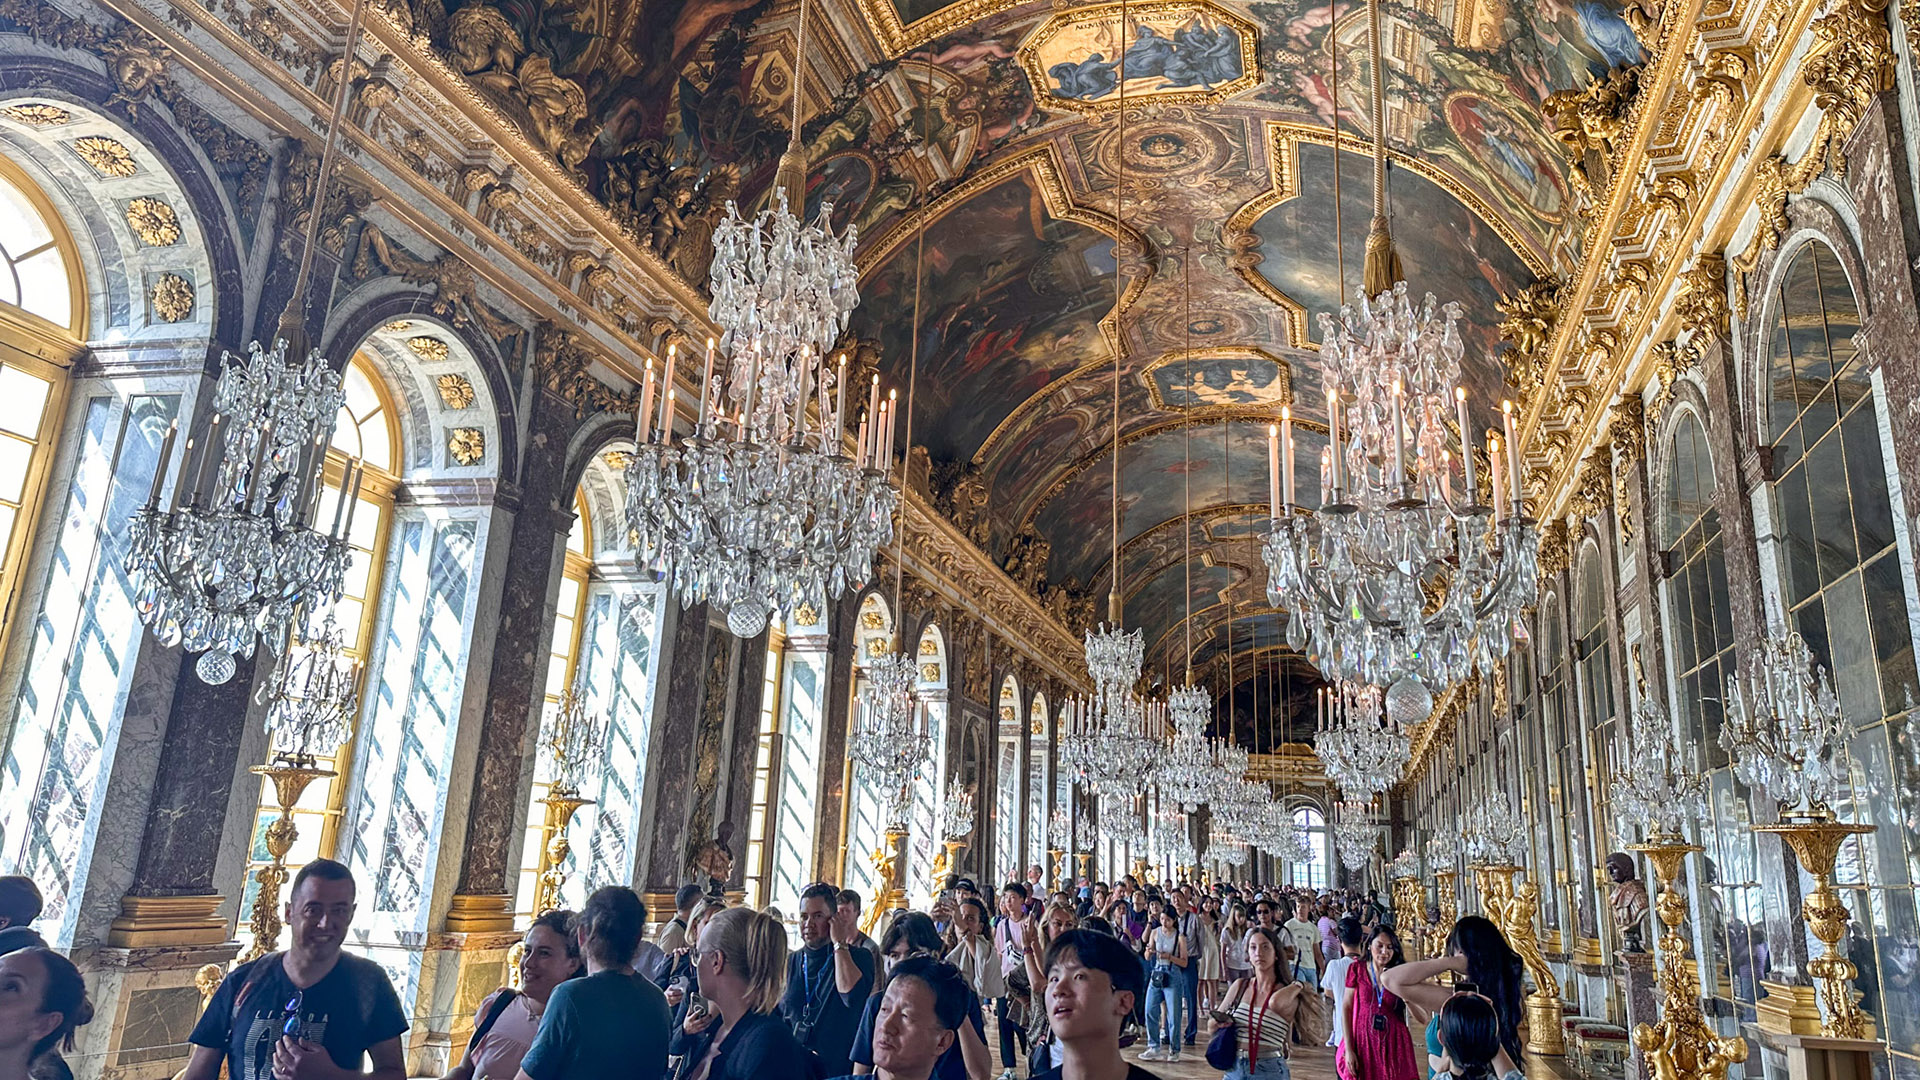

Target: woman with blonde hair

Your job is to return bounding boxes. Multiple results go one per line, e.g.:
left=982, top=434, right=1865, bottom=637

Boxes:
left=674, top=907, right=809, bottom=1080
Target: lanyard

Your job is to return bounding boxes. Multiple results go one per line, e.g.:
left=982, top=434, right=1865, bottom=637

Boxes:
left=1370, top=961, right=1385, bottom=1009
left=803, top=949, right=833, bottom=1007
left=1248, top=983, right=1271, bottom=1067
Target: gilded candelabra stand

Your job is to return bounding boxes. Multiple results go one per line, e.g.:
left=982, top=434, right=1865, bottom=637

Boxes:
left=1478, top=864, right=1565, bottom=1056
left=240, top=758, right=335, bottom=962
left=1432, top=869, right=1458, bottom=954
left=929, top=838, right=965, bottom=901
left=1392, top=875, right=1422, bottom=959
left=862, top=824, right=910, bottom=934
left=929, top=784, right=975, bottom=901
left=1077, top=851, right=1093, bottom=881
left=531, top=787, right=593, bottom=915
left=1627, top=832, right=1748, bottom=1080
left=1049, top=848, right=1066, bottom=891
left=1753, top=808, right=1877, bottom=1039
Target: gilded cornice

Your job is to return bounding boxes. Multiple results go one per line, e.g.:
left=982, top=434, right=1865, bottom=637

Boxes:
left=885, top=487, right=1092, bottom=693
left=1515, top=0, right=1866, bottom=525
left=89, top=0, right=717, bottom=385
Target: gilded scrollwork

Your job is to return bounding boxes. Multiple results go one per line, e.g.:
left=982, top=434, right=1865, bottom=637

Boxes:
left=73, top=135, right=137, bottom=176
left=1497, top=278, right=1561, bottom=412
left=354, top=224, right=524, bottom=345
left=1676, top=253, right=1730, bottom=363
left=151, top=272, right=194, bottom=322
left=125, top=195, right=181, bottom=245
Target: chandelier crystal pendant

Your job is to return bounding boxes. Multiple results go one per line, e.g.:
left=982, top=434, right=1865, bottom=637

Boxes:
left=1459, top=790, right=1526, bottom=866
left=125, top=339, right=354, bottom=685
left=1720, top=625, right=1850, bottom=818
left=1610, top=678, right=1708, bottom=842
left=850, top=651, right=930, bottom=827
left=256, top=611, right=360, bottom=765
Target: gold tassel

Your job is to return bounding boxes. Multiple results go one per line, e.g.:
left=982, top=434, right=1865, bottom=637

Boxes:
left=774, top=144, right=808, bottom=215
left=1363, top=212, right=1402, bottom=297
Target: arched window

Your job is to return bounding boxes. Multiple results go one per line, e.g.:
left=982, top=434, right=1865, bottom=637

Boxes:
left=995, top=675, right=1022, bottom=884
left=904, top=625, right=948, bottom=903
left=1762, top=241, right=1920, bottom=1036
left=232, top=352, right=400, bottom=954
left=752, top=602, right=828, bottom=921
left=0, top=165, right=79, bottom=332
left=1571, top=544, right=1613, bottom=939
left=843, top=594, right=896, bottom=900
left=1027, top=691, right=1050, bottom=881
left=1289, top=806, right=1328, bottom=889
left=1537, top=595, right=1573, bottom=936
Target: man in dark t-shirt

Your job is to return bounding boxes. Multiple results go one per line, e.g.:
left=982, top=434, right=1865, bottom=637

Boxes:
left=517, top=885, right=671, bottom=1080
left=182, top=859, right=407, bottom=1080
left=782, top=882, right=874, bottom=1076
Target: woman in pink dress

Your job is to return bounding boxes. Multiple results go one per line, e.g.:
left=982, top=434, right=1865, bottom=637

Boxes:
left=1340, top=927, right=1419, bottom=1080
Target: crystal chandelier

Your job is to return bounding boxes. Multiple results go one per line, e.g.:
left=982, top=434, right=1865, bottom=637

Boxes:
left=1263, top=289, right=1539, bottom=694
left=126, top=339, right=354, bottom=684
left=1389, top=847, right=1422, bottom=881
left=544, top=683, right=608, bottom=797
left=1257, top=799, right=1312, bottom=863
left=1610, top=679, right=1707, bottom=841
left=850, top=651, right=930, bottom=825
left=1720, top=625, right=1849, bottom=817
left=1158, top=821, right=1198, bottom=870
left=1424, top=830, right=1457, bottom=874
left=624, top=0, right=895, bottom=638
left=1459, top=791, right=1525, bottom=865
left=1314, top=679, right=1411, bottom=797
left=1333, top=801, right=1385, bottom=870
left=256, top=612, right=360, bottom=766
left=1155, top=685, right=1218, bottom=810
left=941, top=785, right=976, bottom=841
left=1065, top=629, right=1159, bottom=800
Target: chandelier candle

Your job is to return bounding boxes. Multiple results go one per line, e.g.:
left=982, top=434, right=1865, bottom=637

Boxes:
left=1282, top=406, right=1295, bottom=508
left=145, top=420, right=178, bottom=506
left=1502, top=400, right=1522, bottom=504
left=1455, top=388, right=1476, bottom=496
left=636, top=360, right=655, bottom=444
left=1268, top=424, right=1280, bottom=521
left=192, top=414, right=221, bottom=505
left=658, top=344, right=677, bottom=439
left=698, top=338, right=716, bottom=431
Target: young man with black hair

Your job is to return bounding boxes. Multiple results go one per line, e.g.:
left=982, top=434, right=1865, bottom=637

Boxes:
left=784, top=881, right=875, bottom=1077
left=517, top=885, right=671, bottom=1079
left=1031, top=929, right=1162, bottom=1080
left=1320, top=915, right=1367, bottom=1051
left=991, top=882, right=1031, bottom=1080
left=836, top=888, right=885, bottom=976
left=0, top=876, right=46, bottom=955
left=182, top=859, right=408, bottom=1080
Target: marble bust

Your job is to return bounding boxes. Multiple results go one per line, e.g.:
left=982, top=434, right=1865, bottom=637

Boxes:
left=1607, top=851, right=1650, bottom=953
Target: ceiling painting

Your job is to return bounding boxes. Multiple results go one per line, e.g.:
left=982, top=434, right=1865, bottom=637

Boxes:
left=1215, top=649, right=1325, bottom=748
left=855, top=147, right=1146, bottom=464
left=1124, top=559, right=1249, bottom=658
left=1231, top=135, right=1532, bottom=413
left=1143, top=347, right=1292, bottom=409
left=1018, top=1, right=1262, bottom=112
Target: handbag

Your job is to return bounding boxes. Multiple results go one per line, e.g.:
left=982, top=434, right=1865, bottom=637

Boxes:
left=1206, top=979, right=1247, bottom=1070
left=1150, top=966, right=1171, bottom=989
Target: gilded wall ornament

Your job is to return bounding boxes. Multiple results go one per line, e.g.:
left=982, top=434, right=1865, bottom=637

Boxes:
left=150, top=272, right=193, bottom=322
left=1569, top=453, right=1613, bottom=523
left=73, top=136, right=137, bottom=178
left=381, top=319, right=414, bottom=334
left=860, top=609, right=887, bottom=631
left=1, top=103, right=71, bottom=126
left=435, top=373, right=476, bottom=409
left=407, top=335, right=450, bottom=362
left=1677, top=254, right=1730, bottom=362
left=919, top=636, right=940, bottom=656
left=792, top=602, right=821, bottom=627
left=601, top=450, right=631, bottom=472
left=1497, top=279, right=1560, bottom=411
left=125, top=196, right=181, bottom=245
left=448, top=427, right=485, bottom=465
left=866, top=636, right=891, bottom=658
left=922, top=663, right=942, bottom=683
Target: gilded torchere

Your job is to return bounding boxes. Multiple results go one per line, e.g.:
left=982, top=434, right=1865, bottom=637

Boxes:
left=1627, top=835, right=1748, bottom=1080
left=1753, top=814, right=1876, bottom=1039
left=531, top=790, right=591, bottom=916
left=240, top=759, right=335, bottom=961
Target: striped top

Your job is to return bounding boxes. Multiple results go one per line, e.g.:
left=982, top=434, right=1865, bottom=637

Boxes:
left=1228, top=988, right=1295, bottom=1062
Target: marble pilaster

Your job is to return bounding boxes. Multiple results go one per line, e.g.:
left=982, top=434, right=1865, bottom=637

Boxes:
left=718, top=628, right=771, bottom=895
left=640, top=601, right=716, bottom=900
left=811, top=590, right=860, bottom=883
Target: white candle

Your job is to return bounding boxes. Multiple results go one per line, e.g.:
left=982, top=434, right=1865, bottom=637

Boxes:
left=1456, top=387, right=1477, bottom=499
left=1489, top=435, right=1505, bottom=522
left=1282, top=406, right=1295, bottom=508
left=659, top=344, right=678, bottom=440
left=883, top=390, right=898, bottom=464
left=698, top=339, right=716, bottom=433
left=1320, top=446, right=1332, bottom=502
left=866, top=375, right=881, bottom=450
left=1327, top=389, right=1342, bottom=493
left=637, top=361, right=655, bottom=444
left=1268, top=423, right=1280, bottom=522
left=338, top=459, right=364, bottom=540
left=193, top=414, right=223, bottom=506
left=834, top=355, right=848, bottom=443
left=856, top=416, right=870, bottom=469
left=1391, top=379, right=1408, bottom=486
left=1503, top=400, right=1522, bottom=507
left=1440, top=449, right=1453, bottom=503
left=146, top=420, right=177, bottom=507
left=328, top=457, right=354, bottom=536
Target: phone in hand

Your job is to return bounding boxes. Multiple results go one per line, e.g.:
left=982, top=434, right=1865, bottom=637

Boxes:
left=1209, top=1009, right=1233, bottom=1024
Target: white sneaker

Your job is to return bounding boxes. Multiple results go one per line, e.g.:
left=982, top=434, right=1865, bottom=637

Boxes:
left=1169, top=1049, right=1182, bottom=1062
left=1140, top=1047, right=1164, bottom=1061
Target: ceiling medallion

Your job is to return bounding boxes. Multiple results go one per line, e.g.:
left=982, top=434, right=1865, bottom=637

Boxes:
left=125, top=195, right=181, bottom=246
left=1, top=104, right=71, bottom=126
left=435, top=373, right=476, bottom=409
left=150, top=272, right=194, bottom=323
left=73, top=136, right=138, bottom=178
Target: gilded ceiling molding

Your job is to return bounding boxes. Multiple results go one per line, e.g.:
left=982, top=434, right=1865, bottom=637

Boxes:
left=1017, top=1, right=1262, bottom=116
left=1536, top=518, right=1572, bottom=582
left=1114, top=501, right=1272, bottom=573
left=1223, top=123, right=1554, bottom=344
left=1675, top=252, right=1731, bottom=363
left=1516, top=0, right=1885, bottom=524
left=1495, top=278, right=1562, bottom=414
left=845, top=0, right=1030, bottom=56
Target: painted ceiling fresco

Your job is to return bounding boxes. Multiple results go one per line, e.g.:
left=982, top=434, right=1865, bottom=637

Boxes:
left=424, top=0, right=1644, bottom=692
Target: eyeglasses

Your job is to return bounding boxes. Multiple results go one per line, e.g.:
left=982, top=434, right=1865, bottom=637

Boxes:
left=283, top=992, right=305, bottom=1038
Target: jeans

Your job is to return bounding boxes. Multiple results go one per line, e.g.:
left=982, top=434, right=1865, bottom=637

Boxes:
left=1292, top=961, right=1316, bottom=987
left=1225, top=1053, right=1293, bottom=1080
left=995, top=995, right=1022, bottom=1069
left=1144, top=967, right=1185, bottom=1050
left=1183, top=966, right=1198, bottom=1043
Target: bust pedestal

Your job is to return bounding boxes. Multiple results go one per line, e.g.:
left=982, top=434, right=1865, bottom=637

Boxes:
left=1774, top=1034, right=1880, bottom=1080
left=1614, top=950, right=1658, bottom=1080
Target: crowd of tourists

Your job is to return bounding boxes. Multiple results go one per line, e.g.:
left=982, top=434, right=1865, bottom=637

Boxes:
left=0, top=864, right=1534, bottom=1080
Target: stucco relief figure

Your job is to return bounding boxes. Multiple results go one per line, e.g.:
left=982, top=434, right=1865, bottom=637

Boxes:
left=688, top=819, right=736, bottom=898
left=1607, top=851, right=1649, bottom=953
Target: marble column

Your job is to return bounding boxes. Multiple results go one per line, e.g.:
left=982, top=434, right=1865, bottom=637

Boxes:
left=638, top=602, right=725, bottom=913
left=1845, top=98, right=1920, bottom=533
